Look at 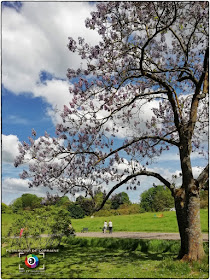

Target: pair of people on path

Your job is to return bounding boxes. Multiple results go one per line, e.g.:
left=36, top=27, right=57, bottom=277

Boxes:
left=103, top=220, right=112, bottom=234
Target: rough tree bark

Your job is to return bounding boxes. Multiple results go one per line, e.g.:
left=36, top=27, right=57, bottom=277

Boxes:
left=173, top=125, right=206, bottom=261
left=174, top=186, right=205, bottom=261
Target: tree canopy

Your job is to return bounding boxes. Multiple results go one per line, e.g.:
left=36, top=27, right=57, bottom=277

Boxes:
left=111, top=192, right=131, bottom=209
left=15, top=2, right=208, bottom=198
left=140, top=185, right=174, bottom=212
left=15, top=2, right=208, bottom=261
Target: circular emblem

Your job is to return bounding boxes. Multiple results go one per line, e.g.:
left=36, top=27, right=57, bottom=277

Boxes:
left=25, top=254, right=39, bottom=268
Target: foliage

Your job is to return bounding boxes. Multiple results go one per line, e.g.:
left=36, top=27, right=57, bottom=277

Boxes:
left=41, top=192, right=61, bottom=206
left=1, top=203, right=12, bottom=214
left=68, top=203, right=85, bottom=219
left=140, top=185, right=174, bottom=212
left=56, top=195, right=70, bottom=207
left=11, top=194, right=42, bottom=212
left=11, top=197, right=23, bottom=213
left=111, top=192, right=131, bottom=209
left=7, top=208, right=75, bottom=250
left=94, top=203, right=139, bottom=216
left=94, top=190, right=111, bottom=210
left=118, top=203, right=139, bottom=214
left=21, top=193, right=42, bottom=210
left=76, top=195, right=95, bottom=216
left=50, top=208, right=75, bottom=236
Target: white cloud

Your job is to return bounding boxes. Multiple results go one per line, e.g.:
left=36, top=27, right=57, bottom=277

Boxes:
left=33, top=80, right=70, bottom=108
left=192, top=166, right=205, bottom=179
left=2, top=177, right=31, bottom=193
left=2, top=177, right=48, bottom=205
left=2, top=134, right=20, bottom=164
left=33, top=79, right=73, bottom=125
left=1, top=177, right=74, bottom=205
left=2, top=2, right=100, bottom=94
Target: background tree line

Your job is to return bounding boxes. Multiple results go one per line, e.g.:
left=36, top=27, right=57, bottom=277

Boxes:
left=2, top=186, right=208, bottom=218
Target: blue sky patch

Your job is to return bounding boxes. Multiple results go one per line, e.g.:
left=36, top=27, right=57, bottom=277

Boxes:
left=2, top=86, right=55, bottom=142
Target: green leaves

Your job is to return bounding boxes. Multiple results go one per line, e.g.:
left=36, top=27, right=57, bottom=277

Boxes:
left=9, top=208, right=75, bottom=250
left=140, top=185, right=174, bottom=212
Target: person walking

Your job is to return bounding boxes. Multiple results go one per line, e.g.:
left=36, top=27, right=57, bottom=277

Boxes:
left=103, top=220, right=107, bottom=233
left=108, top=220, right=113, bottom=234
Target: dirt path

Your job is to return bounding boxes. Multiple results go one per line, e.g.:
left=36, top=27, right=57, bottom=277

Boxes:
left=76, top=232, right=209, bottom=241
left=9, top=232, right=208, bottom=242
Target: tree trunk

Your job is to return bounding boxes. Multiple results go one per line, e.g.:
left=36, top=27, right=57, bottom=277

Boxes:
left=174, top=188, right=188, bottom=259
left=175, top=188, right=205, bottom=261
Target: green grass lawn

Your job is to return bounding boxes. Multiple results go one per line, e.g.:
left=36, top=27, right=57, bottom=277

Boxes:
left=1, top=210, right=209, bottom=279
left=1, top=238, right=209, bottom=279
left=71, top=209, right=208, bottom=233
left=2, top=209, right=208, bottom=237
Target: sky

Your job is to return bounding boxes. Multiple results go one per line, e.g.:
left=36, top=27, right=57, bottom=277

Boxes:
left=1, top=1, right=208, bottom=205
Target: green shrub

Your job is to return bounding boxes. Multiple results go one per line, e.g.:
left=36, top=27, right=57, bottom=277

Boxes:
left=8, top=208, right=75, bottom=250
left=94, top=204, right=139, bottom=217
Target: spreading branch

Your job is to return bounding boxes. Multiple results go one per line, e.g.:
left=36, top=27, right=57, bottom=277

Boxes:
left=96, top=170, right=174, bottom=211
left=197, top=164, right=209, bottom=190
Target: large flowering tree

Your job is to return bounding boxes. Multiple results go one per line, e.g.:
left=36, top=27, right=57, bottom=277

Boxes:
left=15, top=2, right=208, bottom=261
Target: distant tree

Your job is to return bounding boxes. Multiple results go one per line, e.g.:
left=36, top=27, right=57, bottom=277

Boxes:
left=56, top=196, right=70, bottom=207
left=68, top=203, right=85, bottom=219
left=1, top=203, right=11, bottom=214
left=140, top=185, right=174, bottom=212
left=12, top=197, right=23, bottom=213
left=41, top=192, right=60, bottom=206
left=76, top=195, right=95, bottom=216
left=139, top=188, right=155, bottom=212
left=92, top=190, right=111, bottom=210
left=21, top=193, right=42, bottom=210
left=111, top=192, right=131, bottom=209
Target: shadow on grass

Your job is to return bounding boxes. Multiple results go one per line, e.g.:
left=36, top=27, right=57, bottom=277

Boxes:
left=43, top=244, right=176, bottom=278
left=2, top=238, right=209, bottom=279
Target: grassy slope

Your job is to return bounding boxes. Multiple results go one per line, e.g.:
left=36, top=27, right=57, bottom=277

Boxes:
left=2, top=209, right=208, bottom=237
left=71, top=209, right=208, bottom=233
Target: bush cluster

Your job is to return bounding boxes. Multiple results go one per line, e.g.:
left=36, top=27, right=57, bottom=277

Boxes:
left=94, top=204, right=139, bottom=217
left=6, top=208, right=75, bottom=250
